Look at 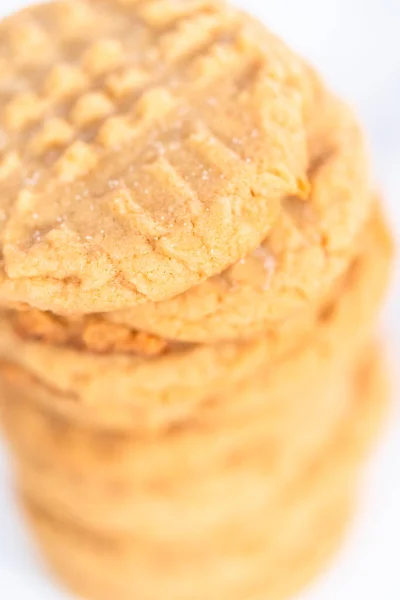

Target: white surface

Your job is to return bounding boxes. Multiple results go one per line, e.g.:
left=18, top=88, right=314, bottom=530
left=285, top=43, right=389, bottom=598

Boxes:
left=0, top=1, right=399, bottom=599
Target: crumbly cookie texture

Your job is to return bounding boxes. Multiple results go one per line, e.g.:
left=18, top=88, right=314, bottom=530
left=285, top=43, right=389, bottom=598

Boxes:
left=4, top=203, right=389, bottom=354
left=103, top=83, right=371, bottom=342
left=0, top=0, right=310, bottom=314
left=0, top=208, right=393, bottom=430
left=9, top=309, right=170, bottom=356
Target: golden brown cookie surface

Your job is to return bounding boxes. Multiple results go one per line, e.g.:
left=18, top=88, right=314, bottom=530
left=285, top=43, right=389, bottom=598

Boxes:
left=102, top=72, right=372, bottom=342
left=0, top=207, right=393, bottom=430
left=0, top=0, right=309, bottom=313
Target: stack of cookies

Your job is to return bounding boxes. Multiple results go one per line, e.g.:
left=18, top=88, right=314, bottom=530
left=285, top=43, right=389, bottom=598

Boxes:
left=0, top=1, right=393, bottom=600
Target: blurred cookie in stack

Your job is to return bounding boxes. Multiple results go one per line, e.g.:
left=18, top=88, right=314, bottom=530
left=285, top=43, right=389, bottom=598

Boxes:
left=18, top=345, right=388, bottom=600
left=0, top=1, right=393, bottom=600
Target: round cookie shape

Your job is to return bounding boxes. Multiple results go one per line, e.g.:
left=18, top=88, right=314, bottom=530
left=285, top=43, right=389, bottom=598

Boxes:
left=0, top=206, right=392, bottom=431
left=0, top=0, right=309, bottom=313
left=103, top=75, right=372, bottom=342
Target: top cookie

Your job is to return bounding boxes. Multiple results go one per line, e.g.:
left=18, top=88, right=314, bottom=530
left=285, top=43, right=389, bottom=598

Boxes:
left=0, top=0, right=308, bottom=314
left=102, top=77, right=372, bottom=342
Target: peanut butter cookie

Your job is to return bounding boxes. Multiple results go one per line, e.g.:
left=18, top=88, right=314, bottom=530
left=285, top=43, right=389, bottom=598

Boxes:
left=0, top=207, right=392, bottom=430
left=0, top=0, right=310, bottom=313
left=103, top=74, right=371, bottom=342
left=17, top=346, right=386, bottom=600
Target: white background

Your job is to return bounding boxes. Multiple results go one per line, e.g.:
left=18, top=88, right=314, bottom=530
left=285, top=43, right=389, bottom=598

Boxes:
left=0, top=1, right=399, bottom=599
